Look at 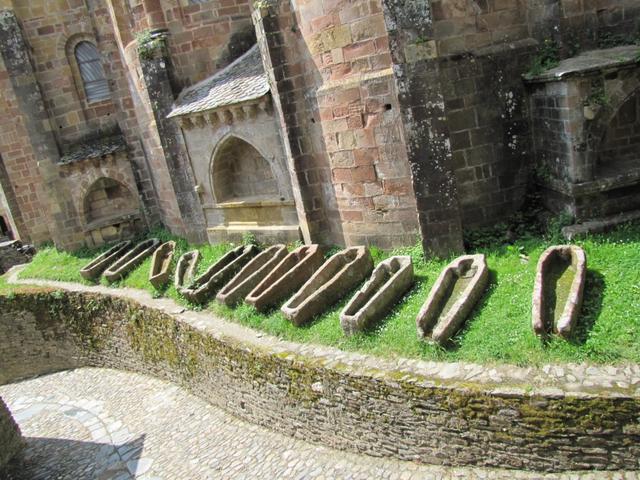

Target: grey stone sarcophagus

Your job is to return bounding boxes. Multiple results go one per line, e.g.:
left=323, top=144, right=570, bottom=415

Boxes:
left=174, top=250, right=201, bottom=292
left=181, top=245, right=258, bottom=304
left=281, top=246, right=374, bottom=326
left=340, top=255, right=414, bottom=336
left=532, top=245, right=586, bottom=339
left=216, top=244, right=288, bottom=307
left=149, top=241, right=176, bottom=289
left=103, top=238, right=160, bottom=283
left=245, top=244, right=324, bottom=312
left=416, top=254, right=489, bottom=345
left=80, top=240, right=131, bottom=280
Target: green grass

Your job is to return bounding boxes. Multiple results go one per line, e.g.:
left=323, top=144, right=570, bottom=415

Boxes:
left=9, top=223, right=640, bottom=366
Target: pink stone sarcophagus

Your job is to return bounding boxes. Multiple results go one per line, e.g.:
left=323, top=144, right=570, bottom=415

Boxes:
left=216, top=244, right=288, bottom=307
left=532, top=245, right=587, bottom=339
left=416, top=254, right=489, bottom=346
left=79, top=240, right=131, bottom=280
left=103, top=238, right=160, bottom=283
left=174, top=250, right=201, bottom=292
left=245, top=244, right=324, bottom=312
left=148, top=241, right=176, bottom=289
left=340, top=255, right=413, bottom=336
left=281, top=246, right=374, bottom=326
left=181, top=245, right=258, bottom=304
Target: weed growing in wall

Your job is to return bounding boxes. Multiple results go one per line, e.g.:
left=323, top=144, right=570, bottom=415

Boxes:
left=526, top=39, right=560, bottom=77
left=136, top=29, right=165, bottom=61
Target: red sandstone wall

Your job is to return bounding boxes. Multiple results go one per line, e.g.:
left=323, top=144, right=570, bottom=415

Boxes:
left=0, top=56, right=51, bottom=244
left=125, top=0, right=255, bottom=88
left=257, top=0, right=420, bottom=248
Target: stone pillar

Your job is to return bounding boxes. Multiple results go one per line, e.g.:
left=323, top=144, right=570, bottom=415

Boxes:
left=252, top=5, right=341, bottom=246
left=0, top=396, right=23, bottom=475
left=380, top=0, right=464, bottom=256
left=137, top=33, right=207, bottom=243
left=0, top=9, right=84, bottom=250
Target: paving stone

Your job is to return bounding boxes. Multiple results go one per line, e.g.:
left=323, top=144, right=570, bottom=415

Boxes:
left=1, top=368, right=637, bottom=480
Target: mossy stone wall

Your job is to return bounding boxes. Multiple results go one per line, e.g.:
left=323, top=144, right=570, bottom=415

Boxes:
left=0, top=291, right=639, bottom=472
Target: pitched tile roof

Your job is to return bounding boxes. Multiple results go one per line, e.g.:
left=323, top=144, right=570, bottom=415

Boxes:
left=167, top=45, right=269, bottom=119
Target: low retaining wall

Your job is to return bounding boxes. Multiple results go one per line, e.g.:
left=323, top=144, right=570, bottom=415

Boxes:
left=0, top=395, right=23, bottom=474
left=0, top=289, right=639, bottom=472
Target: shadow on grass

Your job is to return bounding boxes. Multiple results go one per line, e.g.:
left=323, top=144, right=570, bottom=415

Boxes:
left=567, top=269, right=605, bottom=346
left=445, top=268, right=498, bottom=351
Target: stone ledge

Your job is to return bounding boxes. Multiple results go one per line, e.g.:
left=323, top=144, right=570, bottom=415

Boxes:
left=2, top=267, right=640, bottom=472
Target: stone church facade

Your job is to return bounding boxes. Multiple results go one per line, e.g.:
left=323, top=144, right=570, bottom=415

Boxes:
left=0, top=0, right=638, bottom=255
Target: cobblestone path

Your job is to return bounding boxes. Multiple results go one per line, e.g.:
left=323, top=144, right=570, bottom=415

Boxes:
left=1, top=368, right=636, bottom=480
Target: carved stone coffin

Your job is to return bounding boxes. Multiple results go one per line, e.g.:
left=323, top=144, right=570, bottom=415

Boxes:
left=174, top=250, right=201, bottom=292
left=281, top=246, right=373, bottom=326
left=148, top=241, right=176, bottom=289
left=245, top=244, right=324, bottom=312
left=532, top=245, right=586, bottom=339
left=341, top=255, right=413, bottom=335
left=103, top=238, right=160, bottom=283
left=416, top=254, right=489, bottom=345
left=216, top=244, right=288, bottom=307
left=181, top=245, right=258, bottom=304
left=79, top=240, right=131, bottom=280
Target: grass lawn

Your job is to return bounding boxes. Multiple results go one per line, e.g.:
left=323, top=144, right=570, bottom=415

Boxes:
left=10, top=223, right=640, bottom=367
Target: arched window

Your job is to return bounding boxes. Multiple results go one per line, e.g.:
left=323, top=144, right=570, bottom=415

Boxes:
left=75, top=41, right=110, bottom=103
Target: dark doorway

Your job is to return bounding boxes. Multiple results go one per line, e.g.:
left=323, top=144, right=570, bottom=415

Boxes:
left=0, top=215, right=9, bottom=238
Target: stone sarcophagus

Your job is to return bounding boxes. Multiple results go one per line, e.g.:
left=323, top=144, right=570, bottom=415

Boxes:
left=340, top=256, right=413, bottom=336
left=180, top=245, right=258, bottom=304
left=216, top=244, right=288, bottom=307
left=281, top=246, right=374, bottom=326
left=532, top=245, right=586, bottom=339
left=79, top=240, right=131, bottom=280
left=245, top=245, right=324, bottom=312
left=103, top=238, right=160, bottom=283
left=148, top=241, right=176, bottom=289
left=416, top=254, right=489, bottom=345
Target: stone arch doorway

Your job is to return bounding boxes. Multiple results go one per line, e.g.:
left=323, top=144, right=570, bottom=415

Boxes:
left=206, top=135, right=300, bottom=244
left=83, top=177, right=135, bottom=224
left=0, top=215, right=10, bottom=239
left=212, top=136, right=281, bottom=203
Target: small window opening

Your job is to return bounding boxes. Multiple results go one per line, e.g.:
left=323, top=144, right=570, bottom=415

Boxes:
left=75, top=41, right=110, bottom=103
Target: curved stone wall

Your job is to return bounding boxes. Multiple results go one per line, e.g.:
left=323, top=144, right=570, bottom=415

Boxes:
left=0, top=288, right=639, bottom=472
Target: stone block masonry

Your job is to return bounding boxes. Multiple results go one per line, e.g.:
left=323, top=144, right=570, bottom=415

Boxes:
left=1, top=281, right=639, bottom=472
left=0, top=395, right=23, bottom=475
